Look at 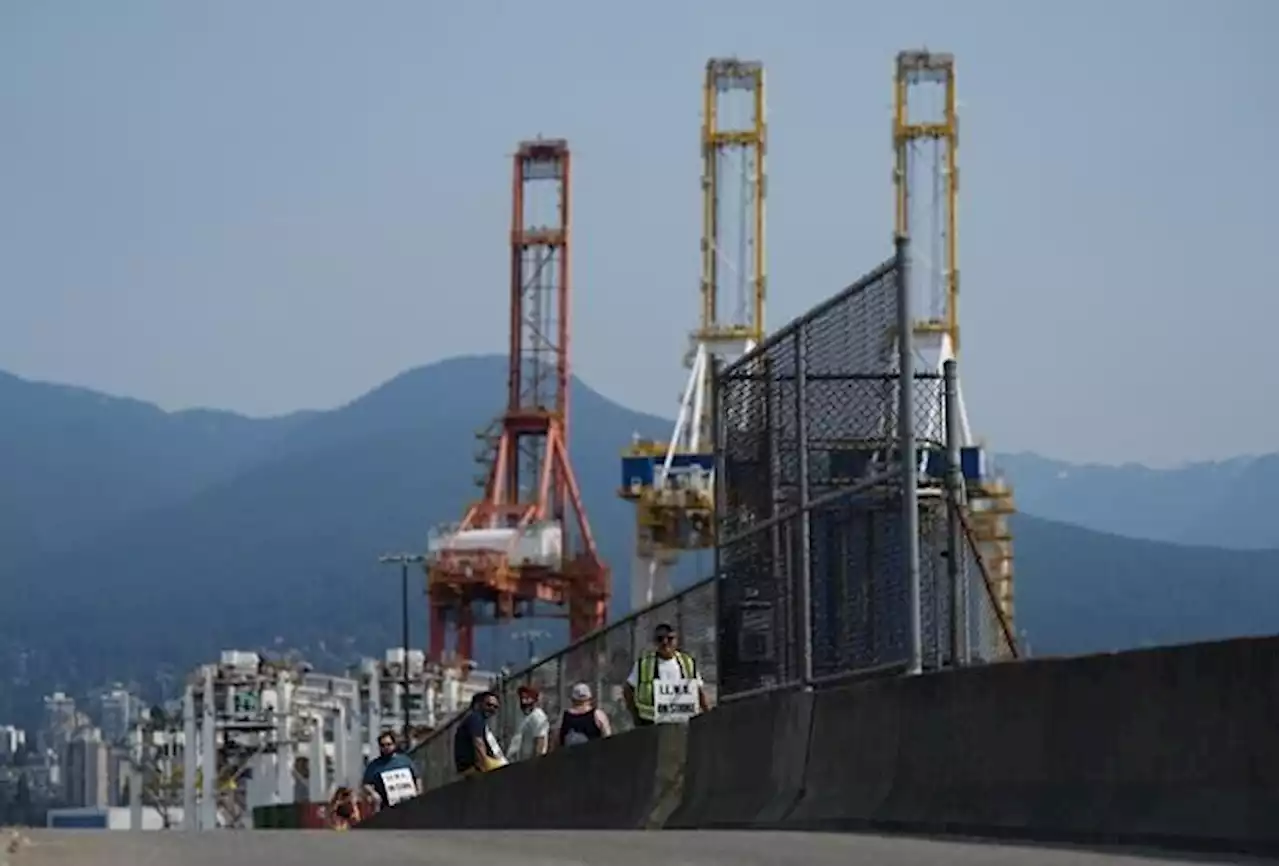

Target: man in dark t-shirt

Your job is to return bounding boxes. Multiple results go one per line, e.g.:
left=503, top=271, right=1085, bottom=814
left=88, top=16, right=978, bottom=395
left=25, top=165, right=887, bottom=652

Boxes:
left=453, top=691, right=507, bottom=775
left=362, top=732, right=420, bottom=809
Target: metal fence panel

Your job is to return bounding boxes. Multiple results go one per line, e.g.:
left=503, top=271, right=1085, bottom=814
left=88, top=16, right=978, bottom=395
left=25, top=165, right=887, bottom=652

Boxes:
left=713, top=250, right=1017, bottom=700
left=807, top=490, right=909, bottom=678
left=716, top=257, right=925, bottom=697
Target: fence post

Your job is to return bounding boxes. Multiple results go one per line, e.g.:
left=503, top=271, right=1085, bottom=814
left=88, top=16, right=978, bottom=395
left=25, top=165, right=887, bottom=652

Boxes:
left=943, top=359, right=969, bottom=665
left=709, top=354, right=727, bottom=688
left=895, top=234, right=923, bottom=676
left=793, top=326, right=814, bottom=686
left=764, top=351, right=788, bottom=680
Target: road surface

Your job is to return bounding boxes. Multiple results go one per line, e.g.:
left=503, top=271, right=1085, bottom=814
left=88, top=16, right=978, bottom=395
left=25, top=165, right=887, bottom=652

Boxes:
left=3, top=829, right=1264, bottom=866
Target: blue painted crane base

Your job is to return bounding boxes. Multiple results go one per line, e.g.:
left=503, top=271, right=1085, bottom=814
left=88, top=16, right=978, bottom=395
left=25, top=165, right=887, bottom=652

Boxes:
left=621, top=453, right=715, bottom=494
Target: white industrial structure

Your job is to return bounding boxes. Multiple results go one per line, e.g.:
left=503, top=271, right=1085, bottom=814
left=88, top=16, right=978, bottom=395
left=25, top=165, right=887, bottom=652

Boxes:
left=109, top=648, right=495, bottom=831
left=359, top=648, right=494, bottom=743
left=427, top=523, right=565, bottom=572
left=174, top=651, right=362, bottom=830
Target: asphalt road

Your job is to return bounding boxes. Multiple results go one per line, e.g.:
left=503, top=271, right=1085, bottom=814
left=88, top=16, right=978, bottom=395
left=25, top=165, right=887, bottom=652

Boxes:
left=3, top=829, right=1265, bottom=866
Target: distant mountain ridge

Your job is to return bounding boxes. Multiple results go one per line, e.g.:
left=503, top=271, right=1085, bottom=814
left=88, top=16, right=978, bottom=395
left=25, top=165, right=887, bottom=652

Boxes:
left=996, top=451, right=1277, bottom=550
left=0, top=357, right=1273, bottom=726
left=0, top=369, right=314, bottom=560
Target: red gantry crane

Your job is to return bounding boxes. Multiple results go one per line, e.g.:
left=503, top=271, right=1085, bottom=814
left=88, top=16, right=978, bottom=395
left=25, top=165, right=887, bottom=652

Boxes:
left=425, top=138, right=609, bottom=663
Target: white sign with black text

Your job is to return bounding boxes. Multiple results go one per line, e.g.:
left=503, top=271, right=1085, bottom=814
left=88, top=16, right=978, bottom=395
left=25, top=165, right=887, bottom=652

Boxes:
left=653, top=678, right=699, bottom=724
left=380, top=767, right=417, bottom=806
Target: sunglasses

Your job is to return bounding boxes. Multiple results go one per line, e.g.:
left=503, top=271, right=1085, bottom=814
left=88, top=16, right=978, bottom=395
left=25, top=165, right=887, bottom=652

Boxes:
left=655, top=634, right=676, bottom=644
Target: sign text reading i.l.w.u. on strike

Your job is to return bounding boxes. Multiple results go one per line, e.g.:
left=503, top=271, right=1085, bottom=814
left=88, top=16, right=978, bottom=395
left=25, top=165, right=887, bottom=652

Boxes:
left=654, top=679, right=698, bottom=724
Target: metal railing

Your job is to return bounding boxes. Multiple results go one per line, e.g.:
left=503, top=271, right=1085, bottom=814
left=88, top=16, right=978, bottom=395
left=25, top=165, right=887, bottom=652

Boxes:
left=411, top=577, right=716, bottom=791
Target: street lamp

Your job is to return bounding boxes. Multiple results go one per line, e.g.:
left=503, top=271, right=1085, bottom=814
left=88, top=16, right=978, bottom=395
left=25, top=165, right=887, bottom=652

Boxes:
left=378, top=552, right=426, bottom=745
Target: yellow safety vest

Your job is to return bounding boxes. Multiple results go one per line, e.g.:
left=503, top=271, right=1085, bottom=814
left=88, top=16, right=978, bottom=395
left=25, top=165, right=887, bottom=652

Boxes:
left=634, top=651, right=697, bottom=721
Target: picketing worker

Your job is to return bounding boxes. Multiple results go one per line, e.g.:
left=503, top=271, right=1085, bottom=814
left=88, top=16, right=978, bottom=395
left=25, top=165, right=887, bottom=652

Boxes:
left=361, top=731, right=421, bottom=812
left=623, top=622, right=711, bottom=727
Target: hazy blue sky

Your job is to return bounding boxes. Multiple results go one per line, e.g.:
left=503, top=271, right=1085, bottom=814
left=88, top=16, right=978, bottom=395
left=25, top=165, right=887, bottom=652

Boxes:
left=1, top=0, right=1275, bottom=466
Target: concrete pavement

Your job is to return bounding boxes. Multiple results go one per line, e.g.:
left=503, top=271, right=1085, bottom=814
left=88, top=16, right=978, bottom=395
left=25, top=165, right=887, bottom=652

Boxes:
left=5, top=829, right=1267, bottom=866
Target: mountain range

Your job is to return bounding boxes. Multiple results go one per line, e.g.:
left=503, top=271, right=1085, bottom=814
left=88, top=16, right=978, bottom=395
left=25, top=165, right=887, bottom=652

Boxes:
left=0, top=357, right=1275, bottom=726
left=995, top=451, right=1276, bottom=551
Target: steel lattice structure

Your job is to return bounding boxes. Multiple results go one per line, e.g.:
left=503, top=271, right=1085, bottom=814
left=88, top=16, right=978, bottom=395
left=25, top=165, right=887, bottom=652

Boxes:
left=619, top=58, right=768, bottom=613
left=427, top=139, right=608, bottom=663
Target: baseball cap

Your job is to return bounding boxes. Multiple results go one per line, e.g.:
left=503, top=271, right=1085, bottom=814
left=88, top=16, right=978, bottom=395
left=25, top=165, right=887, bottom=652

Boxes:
left=570, top=682, right=592, bottom=702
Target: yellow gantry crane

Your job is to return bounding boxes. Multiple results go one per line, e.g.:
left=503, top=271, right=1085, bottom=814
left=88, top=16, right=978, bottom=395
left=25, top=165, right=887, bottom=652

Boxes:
left=893, top=49, right=1016, bottom=653
left=618, top=58, right=767, bottom=611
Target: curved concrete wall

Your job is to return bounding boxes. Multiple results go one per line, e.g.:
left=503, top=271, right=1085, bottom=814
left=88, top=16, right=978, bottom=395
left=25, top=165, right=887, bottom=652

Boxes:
left=358, top=636, right=1277, bottom=855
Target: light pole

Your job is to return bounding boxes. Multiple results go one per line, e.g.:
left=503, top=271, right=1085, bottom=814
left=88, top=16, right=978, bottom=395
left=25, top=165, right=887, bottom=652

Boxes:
left=511, top=629, right=549, bottom=666
left=378, top=553, right=426, bottom=745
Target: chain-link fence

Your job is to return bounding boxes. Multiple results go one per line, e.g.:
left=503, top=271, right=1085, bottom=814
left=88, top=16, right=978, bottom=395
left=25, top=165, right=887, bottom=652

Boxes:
left=408, top=243, right=1019, bottom=790
left=715, top=244, right=1017, bottom=701
left=411, top=577, right=716, bottom=791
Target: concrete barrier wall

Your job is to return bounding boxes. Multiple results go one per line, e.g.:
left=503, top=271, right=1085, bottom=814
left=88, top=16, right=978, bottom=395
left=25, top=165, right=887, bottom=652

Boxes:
left=783, top=635, right=1277, bottom=853
left=358, top=636, right=1277, bottom=854
left=665, top=685, right=813, bottom=829
left=359, top=720, right=687, bottom=831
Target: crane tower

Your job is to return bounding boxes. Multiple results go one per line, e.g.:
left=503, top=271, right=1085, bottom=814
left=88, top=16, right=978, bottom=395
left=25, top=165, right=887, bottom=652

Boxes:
left=893, top=49, right=1016, bottom=649
left=426, top=139, right=609, bottom=662
left=619, top=58, right=766, bottom=611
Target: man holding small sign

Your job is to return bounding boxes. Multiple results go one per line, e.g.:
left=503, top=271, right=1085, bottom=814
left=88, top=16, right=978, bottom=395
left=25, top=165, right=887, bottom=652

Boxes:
left=623, top=622, right=712, bottom=727
left=361, top=732, right=421, bottom=811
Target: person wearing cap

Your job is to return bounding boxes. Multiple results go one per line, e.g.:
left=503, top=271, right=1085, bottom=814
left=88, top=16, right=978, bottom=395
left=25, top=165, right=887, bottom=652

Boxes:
left=507, top=684, right=550, bottom=761
left=624, top=622, right=711, bottom=727
left=558, top=682, right=612, bottom=748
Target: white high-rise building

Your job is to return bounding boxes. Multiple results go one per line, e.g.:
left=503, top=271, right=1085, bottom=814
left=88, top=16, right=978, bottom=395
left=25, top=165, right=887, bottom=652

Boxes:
left=0, top=725, right=25, bottom=758
left=41, top=692, right=77, bottom=753
left=97, top=688, right=140, bottom=746
left=64, top=729, right=109, bottom=809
